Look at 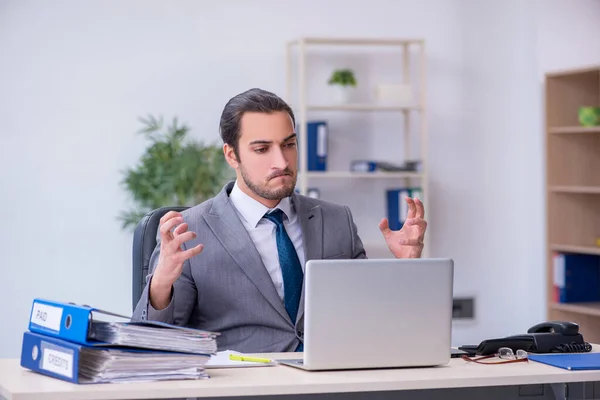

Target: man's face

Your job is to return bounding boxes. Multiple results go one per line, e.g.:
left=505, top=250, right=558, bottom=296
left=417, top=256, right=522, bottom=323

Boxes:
left=225, top=111, right=298, bottom=203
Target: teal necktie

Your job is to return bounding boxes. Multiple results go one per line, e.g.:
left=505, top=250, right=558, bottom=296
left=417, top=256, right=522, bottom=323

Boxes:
left=263, top=209, right=304, bottom=326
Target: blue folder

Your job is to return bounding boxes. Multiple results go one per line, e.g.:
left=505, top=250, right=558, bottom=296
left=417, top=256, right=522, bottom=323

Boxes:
left=528, top=353, right=600, bottom=371
left=306, top=121, right=327, bottom=171
left=28, top=298, right=217, bottom=348
left=28, top=298, right=130, bottom=346
left=20, top=331, right=209, bottom=384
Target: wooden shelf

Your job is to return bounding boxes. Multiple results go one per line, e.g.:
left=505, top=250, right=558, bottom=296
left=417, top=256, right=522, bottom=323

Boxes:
left=307, top=104, right=421, bottom=112
left=545, top=65, right=600, bottom=332
left=549, top=126, right=600, bottom=134
left=549, top=186, right=600, bottom=194
left=546, top=65, right=600, bottom=78
left=550, top=244, right=600, bottom=256
left=550, top=302, right=600, bottom=317
left=303, top=171, right=422, bottom=179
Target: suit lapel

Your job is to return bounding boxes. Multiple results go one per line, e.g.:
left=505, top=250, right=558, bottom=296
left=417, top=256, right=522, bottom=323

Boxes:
left=293, top=194, right=323, bottom=325
left=203, top=183, right=290, bottom=323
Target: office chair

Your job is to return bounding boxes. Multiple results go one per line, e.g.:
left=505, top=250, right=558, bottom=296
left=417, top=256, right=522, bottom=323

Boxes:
left=131, top=206, right=189, bottom=311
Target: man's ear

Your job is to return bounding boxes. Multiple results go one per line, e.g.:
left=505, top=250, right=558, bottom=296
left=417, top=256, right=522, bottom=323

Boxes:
left=223, top=144, right=239, bottom=169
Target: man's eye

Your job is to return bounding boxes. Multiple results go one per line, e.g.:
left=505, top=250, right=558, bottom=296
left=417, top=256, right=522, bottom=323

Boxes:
left=285, top=142, right=297, bottom=148
left=254, top=147, right=267, bottom=153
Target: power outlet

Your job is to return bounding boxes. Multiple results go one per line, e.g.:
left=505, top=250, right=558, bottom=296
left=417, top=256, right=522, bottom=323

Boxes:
left=453, top=297, right=475, bottom=319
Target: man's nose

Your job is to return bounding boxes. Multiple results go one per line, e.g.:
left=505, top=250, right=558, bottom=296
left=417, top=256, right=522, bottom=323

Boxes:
left=271, top=147, right=289, bottom=169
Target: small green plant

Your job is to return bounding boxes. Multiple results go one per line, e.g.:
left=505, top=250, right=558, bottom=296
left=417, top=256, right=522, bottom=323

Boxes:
left=327, top=69, right=357, bottom=87
left=118, top=115, right=234, bottom=229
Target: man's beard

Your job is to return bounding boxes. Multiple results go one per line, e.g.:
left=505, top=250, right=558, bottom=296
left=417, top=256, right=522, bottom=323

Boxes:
left=240, top=164, right=297, bottom=201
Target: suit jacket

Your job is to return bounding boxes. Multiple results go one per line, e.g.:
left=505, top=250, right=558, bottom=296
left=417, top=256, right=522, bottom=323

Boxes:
left=132, top=181, right=367, bottom=352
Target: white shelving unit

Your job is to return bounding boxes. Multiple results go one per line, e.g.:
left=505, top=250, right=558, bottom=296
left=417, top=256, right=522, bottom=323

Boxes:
left=285, top=37, right=428, bottom=256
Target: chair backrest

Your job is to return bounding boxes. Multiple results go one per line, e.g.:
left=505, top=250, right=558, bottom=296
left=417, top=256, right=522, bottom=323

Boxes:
left=131, top=206, right=189, bottom=311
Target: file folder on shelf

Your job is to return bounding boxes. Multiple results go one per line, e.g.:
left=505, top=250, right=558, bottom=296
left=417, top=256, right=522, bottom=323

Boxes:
left=20, top=331, right=210, bottom=384
left=528, top=352, right=600, bottom=371
left=28, top=298, right=218, bottom=355
left=552, top=253, right=600, bottom=303
left=306, top=121, right=327, bottom=171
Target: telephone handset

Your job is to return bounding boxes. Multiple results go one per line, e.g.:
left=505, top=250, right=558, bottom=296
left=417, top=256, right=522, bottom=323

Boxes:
left=459, top=321, right=592, bottom=356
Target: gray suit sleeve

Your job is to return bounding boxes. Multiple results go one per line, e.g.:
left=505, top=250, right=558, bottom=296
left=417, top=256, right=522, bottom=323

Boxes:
left=344, top=205, right=367, bottom=259
left=131, top=237, right=197, bottom=325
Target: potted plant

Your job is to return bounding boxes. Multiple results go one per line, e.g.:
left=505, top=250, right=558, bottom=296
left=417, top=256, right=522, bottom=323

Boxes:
left=118, top=115, right=234, bottom=229
left=327, top=68, right=357, bottom=103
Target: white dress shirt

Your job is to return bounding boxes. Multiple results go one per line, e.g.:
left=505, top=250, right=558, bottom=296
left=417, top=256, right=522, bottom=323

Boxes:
left=229, top=181, right=306, bottom=301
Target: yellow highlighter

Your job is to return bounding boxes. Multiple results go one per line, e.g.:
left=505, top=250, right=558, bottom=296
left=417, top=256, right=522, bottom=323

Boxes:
left=229, top=354, right=272, bottom=363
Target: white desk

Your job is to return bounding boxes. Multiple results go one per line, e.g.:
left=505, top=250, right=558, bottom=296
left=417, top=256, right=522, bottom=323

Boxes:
left=2, top=352, right=600, bottom=400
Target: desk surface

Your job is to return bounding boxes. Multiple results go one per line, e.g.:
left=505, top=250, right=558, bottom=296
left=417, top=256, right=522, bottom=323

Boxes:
left=3, top=351, right=600, bottom=400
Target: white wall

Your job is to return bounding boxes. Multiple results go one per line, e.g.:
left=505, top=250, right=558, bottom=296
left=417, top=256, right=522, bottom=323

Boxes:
left=0, top=0, right=598, bottom=358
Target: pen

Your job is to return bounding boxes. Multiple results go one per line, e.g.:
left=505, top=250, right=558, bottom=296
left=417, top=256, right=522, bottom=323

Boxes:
left=229, top=354, right=272, bottom=363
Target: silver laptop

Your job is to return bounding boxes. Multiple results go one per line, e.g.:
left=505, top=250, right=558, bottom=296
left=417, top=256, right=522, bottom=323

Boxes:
left=278, top=258, right=454, bottom=370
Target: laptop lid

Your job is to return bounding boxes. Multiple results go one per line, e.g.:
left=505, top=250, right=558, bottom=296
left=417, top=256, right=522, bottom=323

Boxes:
left=302, top=258, right=454, bottom=370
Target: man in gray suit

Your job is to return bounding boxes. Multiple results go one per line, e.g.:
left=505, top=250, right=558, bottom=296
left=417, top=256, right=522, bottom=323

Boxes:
left=132, top=88, right=427, bottom=353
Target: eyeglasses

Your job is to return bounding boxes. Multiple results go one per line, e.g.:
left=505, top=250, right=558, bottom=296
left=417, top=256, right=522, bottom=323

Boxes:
left=461, top=347, right=528, bottom=364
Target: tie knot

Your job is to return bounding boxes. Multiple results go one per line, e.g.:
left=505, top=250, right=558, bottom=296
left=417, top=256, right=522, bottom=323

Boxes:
left=264, top=209, right=285, bottom=226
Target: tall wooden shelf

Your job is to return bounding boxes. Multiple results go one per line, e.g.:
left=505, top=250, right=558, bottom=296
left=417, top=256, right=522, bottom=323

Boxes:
left=545, top=65, right=600, bottom=343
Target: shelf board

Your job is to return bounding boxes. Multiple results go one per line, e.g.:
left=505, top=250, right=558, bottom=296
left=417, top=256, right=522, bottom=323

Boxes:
left=550, top=302, right=600, bottom=317
left=303, top=171, right=422, bottom=179
left=548, top=126, right=600, bottom=134
left=545, top=65, right=600, bottom=78
left=307, top=104, right=421, bottom=112
left=550, top=244, right=600, bottom=256
left=288, top=37, right=423, bottom=46
left=549, top=186, right=600, bottom=194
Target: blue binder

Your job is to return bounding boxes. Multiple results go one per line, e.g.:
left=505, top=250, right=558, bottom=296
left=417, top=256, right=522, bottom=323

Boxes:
left=28, top=298, right=128, bottom=346
left=27, top=298, right=210, bottom=346
left=20, top=331, right=209, bottom=384
left=21, top=331, right=84, bottom=383
left=528, top=353, right=600, bottom=371
left=306, top=121, right=327, bottom=171
left=553, top=254, right=600, bottom=303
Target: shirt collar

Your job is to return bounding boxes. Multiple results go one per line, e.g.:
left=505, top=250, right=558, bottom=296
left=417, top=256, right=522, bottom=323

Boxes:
left=229, top=180, right=294, bottom=228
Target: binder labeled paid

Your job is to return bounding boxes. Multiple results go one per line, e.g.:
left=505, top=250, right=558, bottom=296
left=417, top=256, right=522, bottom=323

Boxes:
left=28, top=298, right=218, bottom=355
left=21, top=331, right=210, bottom=384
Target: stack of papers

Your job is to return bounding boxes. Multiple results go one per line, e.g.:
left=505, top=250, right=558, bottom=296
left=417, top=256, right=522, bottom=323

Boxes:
left=90, top=321, right=218, bottom=355
left=21, top=299, right=220, bottom=384
left=78, top=348, right=210, bottom=383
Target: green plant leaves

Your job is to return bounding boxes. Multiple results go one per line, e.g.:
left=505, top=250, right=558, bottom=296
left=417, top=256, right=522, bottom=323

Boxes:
left=328, top=69, right=357, bottom=87
left=118, top=115, right=234, bottom=229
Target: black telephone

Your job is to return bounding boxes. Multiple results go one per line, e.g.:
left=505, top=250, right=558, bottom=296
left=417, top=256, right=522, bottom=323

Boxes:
left=459, top=321, right=592, bottom=356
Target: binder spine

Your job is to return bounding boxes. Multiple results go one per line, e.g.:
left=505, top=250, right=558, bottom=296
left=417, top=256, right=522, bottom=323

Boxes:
left=28, top=299, right=92, bottom=345
left=20, top=331, right=81, bottom=384
left=307, top=121, right=327, bottom=171
left=386, top=188, right=410, bottom=230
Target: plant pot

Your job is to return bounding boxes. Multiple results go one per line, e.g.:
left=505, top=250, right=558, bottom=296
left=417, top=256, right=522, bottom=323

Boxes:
left=331, top=85, right=355, bottom=104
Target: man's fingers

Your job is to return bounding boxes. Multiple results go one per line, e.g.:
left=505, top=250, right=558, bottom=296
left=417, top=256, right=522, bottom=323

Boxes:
left=175, top=244, right=204, bottom=263
left=378, top=218, right=391, bottom=235
left=405, top=197, right=417, bottom=220
left=415, top=198, right=425, bottom=219
left=160, top=211, right=182, bottom=225
left=159, top=217, right=184, bottom=238
left=404, top=218, right=427, bottom=230
left=173, top=222, right=189, bottom=236
left=171, top=231, right=197, bottom=249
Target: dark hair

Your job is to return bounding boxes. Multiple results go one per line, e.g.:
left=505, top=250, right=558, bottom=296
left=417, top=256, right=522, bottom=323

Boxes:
left=219, top=88, right=296, bottom=160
